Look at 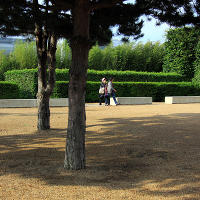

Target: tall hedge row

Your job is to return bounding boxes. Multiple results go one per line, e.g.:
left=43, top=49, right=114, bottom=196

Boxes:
left=5, top=69, right=187, bottom=84
left=55, top=69, right=188, bottom=82
left=5, top=69, right=38, bottom=98
left=163, top=27, right=200, bottom=79
left=0, top=81, right=19, bottom=99
left=53, top=81, right=200, bottom=102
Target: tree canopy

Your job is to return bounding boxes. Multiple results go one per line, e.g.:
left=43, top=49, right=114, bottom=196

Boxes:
left=0, top=0, right=154, bottom=45
left=150, top=0, right=200, bottom=27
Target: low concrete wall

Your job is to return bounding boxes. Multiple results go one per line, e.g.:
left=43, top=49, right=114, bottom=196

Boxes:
left=49, top=98, right=69, bottom=107
left=165, top=96, right=200, bottom=104
left=0, top=98, right=69, bottom=108
left=110, top=97, right=152, bottom=105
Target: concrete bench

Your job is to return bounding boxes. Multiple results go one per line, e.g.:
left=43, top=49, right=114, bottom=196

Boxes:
left=110, top=97, right=152, bottom=105
left=0, top=98, right=69, bottom=108
left=165, top=96, right=200, bottom=104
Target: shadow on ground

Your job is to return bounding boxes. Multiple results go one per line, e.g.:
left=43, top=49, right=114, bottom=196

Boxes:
left=0, top=112, right=200, bottom=199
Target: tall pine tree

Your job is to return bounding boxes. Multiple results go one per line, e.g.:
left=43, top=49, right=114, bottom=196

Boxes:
left=0, top=0, right=156, bottom=170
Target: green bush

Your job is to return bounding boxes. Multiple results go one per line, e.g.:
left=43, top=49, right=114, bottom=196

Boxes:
left=0, top=51, right=17, bottom=80
left=193, top=41, right=200, bottom=86
left=0, top=81, right=19, bottom=99
left=5, top=69, right=38, bottom=98
left=56, top=40, right=72, bottom=69
left=88, top=42, right=165, bottom=72
left=1, top=40, right=165, bottom=73
left=4, top=69, right=190, bottom=100
left=51, top=81, right=69, bottom=98
left=53, top=81, right=200, bottom=102
left=163, top=27, right=200, bottom=79
left=11, top=40, right=38, bottom=69
left=55, top=69, right=187, bottom=82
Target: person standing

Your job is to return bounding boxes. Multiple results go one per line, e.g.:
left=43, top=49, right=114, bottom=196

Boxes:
left=99, top=78, right=106, bottom=105
left=107, top=77, right=119, bottom=105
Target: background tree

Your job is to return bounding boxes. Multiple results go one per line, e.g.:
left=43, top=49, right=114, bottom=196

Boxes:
left=149, top=0, right=200, bottom=82
left=163, top=27, right=200, bottom=79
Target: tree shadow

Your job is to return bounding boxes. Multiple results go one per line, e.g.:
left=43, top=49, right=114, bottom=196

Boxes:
left=1, top=112, right=200, bottom=199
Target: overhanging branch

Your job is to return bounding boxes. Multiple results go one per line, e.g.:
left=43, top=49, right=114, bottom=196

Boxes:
left=90, top=0, right=123, bottom=11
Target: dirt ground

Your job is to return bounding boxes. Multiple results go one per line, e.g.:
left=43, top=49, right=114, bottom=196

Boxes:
left=0, top=103, right=200, bottom=200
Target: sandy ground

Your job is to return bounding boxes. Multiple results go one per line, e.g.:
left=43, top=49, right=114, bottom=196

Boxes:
left=0, top=103, right=200, bottom=200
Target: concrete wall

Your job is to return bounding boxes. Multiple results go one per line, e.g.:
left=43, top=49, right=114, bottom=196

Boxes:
left=0, top=98, right=69, bottom=108
left=110, top=97, right=152, bottom=105
left=165, top=96, right=200, bottom=104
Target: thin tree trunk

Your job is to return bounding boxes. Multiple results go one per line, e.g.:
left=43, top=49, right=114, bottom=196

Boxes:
left=35, top=24, right=57, bottom=130
left=64, top=0, right=90, bottom=170
left=34, top=0, right=57, bottom=130
left=35, top=21, right=49, bottom=130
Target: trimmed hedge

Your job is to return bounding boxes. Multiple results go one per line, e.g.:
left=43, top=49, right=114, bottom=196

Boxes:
left=56, top=69, right=188, bottom=82
left=4, top=69, right=193, bottom=100
left=5, top=69, right=38, bottom=98
left=5, top=69, right=188, bottom=84
left=0, top=81, right=19, bottom=99
left=1, top=79, right=199, bottom=102
left=4, top=69, right=188, bottom=99
left=52, top=81, right=200, bottom=102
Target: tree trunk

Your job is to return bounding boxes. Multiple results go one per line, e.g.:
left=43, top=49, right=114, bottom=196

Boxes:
left=35, top=22, right=57, bottom=130
left=64, top=0, right=90, bottom=170
left=34, top=0, right=57, bottom=130
left=37, top=93, right=50, bottom=130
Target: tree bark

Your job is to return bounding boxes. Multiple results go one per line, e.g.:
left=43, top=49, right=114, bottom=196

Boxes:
left=35, top=22, right=57, bottom=130
left=64, top=0, right=90, bottom=170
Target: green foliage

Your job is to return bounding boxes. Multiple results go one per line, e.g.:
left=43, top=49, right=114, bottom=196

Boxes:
left=51, top=81, right=69, bottom=98
left=0, top=51, right=16, bottom=80
left=1, top=40, right=164, bottom=72
left=5, top=69, right=38, bottom=98
left=11, top=40, right=38, bottom=69
left=88, top=44, right=104, bottom=70
left=0, top=81, right=19, bottom=99
left=55, top=69, right=188, bottom=82
left=88, top=42, right=165, bottom=72
left=163, top=27, right=200, bottom=79
left=193, top=41, right=200, bottom=86
left=101, top=44, right=117, bottom=70
left=52, top=81, right=200, bottom=102
left=56, top=40, right=72, bottom=69
left=4, top=69, right=189, bottom=99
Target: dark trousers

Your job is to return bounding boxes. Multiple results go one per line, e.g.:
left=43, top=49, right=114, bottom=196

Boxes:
left=99, top=94, right=104, bottom=105
left=105, top=94, right=110, bottom=105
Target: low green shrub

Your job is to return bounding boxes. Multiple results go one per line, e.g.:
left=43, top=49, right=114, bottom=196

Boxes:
left=5, top=69, right=38, bottom=98
left=0, top=81, right=19, bottom=99
left=53, top=81, right=200, bottom=102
